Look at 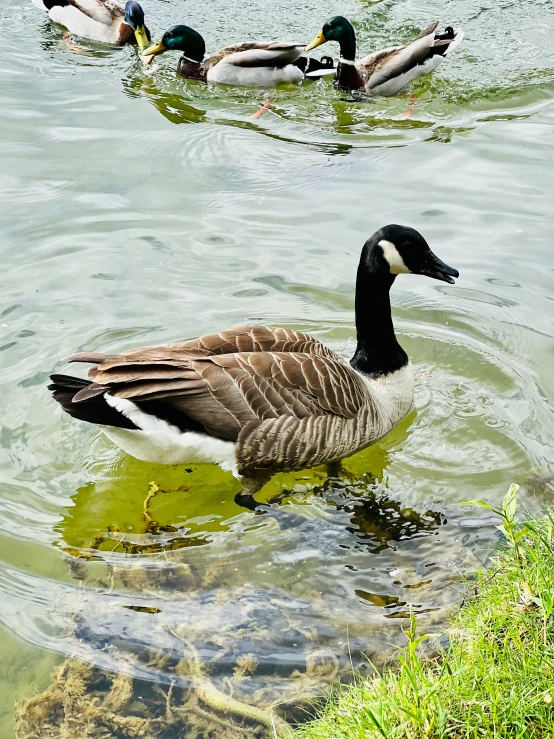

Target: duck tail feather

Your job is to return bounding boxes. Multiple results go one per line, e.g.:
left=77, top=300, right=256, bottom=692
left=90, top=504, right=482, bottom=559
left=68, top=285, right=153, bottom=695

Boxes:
left=433, top=26, right=464, bottom=53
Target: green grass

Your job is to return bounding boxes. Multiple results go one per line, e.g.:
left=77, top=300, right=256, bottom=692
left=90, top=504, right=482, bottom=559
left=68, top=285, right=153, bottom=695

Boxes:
left=293, top=486, right=554, bottom=739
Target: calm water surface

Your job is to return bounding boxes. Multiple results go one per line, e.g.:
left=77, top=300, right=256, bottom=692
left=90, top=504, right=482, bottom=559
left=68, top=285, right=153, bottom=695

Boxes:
left=1, top=0, right=553, bottom=736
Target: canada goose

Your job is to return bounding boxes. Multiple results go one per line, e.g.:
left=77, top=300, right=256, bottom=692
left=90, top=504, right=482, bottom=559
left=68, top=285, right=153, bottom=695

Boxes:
left=31, top=0, right=151, bottom=50
left=141, top=25, right=336, bottom=87
left=49, top=225, right=458, bottom=508
left=306, top=16, right=463, bottom=96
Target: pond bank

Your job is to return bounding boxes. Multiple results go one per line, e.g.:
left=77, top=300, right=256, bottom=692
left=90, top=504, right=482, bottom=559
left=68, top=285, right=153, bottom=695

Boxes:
left=295, top=486, right=554, bottom=739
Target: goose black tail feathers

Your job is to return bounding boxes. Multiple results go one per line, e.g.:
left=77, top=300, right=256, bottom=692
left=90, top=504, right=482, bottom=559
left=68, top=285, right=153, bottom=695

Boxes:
left=48, top=374, right=138, bottom=429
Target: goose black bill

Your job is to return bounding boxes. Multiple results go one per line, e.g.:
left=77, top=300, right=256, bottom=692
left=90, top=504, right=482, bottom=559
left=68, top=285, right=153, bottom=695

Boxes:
left=420, top=251, right=459, bottom=284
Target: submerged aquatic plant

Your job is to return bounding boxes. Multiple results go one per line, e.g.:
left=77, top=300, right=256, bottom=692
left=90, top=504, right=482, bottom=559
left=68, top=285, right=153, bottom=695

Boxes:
left=15, top=656, right=294, bottom=738
left=14, top=480, right=346, bottom=739
left=294, top=487, right=554, bottom=739
left=14, top=474, right=474, bottom=739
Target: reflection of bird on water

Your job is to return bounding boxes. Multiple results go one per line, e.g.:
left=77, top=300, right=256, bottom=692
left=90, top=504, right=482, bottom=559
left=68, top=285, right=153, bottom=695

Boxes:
left=49, top=225, right=458, bottom=510
left=331, top=479, right=445, bottom=554
left=120, top=75, right=208, bottom=125
left=142, top=25, right=336, bottom=87
left=31, top=0, right=151, bottom=50
left=262, top=461, right=445, bottom=541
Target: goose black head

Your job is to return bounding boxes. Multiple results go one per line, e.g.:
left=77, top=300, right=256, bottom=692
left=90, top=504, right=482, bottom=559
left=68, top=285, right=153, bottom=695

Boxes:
left=142, top=25, right=206, bottom=63
left=124, top=1, right=150, bottom=50
left=367, top=224, right=459, bottom=284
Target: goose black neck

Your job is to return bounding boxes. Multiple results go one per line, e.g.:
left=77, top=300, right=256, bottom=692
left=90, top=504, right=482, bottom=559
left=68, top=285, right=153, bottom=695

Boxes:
left=350, top=250, right=408, bottom=377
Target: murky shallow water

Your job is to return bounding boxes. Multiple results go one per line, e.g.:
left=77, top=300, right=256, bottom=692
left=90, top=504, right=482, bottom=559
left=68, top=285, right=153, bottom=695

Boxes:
left=1, top=0, right=554, bottom=736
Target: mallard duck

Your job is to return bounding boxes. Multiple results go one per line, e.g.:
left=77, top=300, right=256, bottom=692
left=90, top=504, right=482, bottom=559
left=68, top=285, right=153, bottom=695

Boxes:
left=49, top=225, right=458, bottom=508
left=142, top=25, right=336, bottom=87
left=31, top=0, right=151, bottom=50
left=306, top=16, right=463, bottom=95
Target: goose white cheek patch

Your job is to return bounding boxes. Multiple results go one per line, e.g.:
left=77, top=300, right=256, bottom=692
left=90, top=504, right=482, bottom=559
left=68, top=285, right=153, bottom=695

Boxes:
left=379, top=240, right=411, bottom=275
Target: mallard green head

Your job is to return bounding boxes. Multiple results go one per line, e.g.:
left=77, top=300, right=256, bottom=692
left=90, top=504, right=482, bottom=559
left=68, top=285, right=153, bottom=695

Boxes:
left=305, top=16, right=357, bottom=60
left=124, top=1, right=150, bottom=51
left=142, top=25, right=206, bottom=63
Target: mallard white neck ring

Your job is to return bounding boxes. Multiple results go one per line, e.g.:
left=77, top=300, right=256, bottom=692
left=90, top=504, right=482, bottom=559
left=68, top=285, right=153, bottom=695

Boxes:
left=181, top=54, right=201, bottom=63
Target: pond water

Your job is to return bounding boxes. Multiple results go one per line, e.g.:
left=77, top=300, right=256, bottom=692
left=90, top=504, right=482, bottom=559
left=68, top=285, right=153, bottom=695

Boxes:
left=1, top=0, right=553, bottom=736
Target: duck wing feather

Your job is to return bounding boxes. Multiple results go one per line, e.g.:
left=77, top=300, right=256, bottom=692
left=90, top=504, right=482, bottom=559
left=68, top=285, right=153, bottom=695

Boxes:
left=358, top=22, right=439, bottom=89
left=205, top=42, right=304, bottom=69
left=66, top=0, right=123, bottom=25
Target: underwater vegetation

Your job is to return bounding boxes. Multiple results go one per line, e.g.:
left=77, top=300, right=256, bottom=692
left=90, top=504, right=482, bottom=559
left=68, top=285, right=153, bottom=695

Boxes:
left=14, top=473, right=468, bottom=738
left=295, top=487, right=554, bottom=739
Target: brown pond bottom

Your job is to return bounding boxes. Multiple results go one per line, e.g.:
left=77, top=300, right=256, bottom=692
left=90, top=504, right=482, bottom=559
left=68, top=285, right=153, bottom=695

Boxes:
left=14, top=475, right=483, bottom=739
left=15, top=657, right=299, bottom=738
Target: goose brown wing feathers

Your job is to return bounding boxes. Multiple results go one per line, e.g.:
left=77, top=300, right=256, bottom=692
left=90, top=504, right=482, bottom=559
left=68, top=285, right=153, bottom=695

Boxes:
left=64, top=326, right=337, bottom=366
left=84, top=351, right=367, bottom=417
left=66, top=326, right=372, bottom=449
left=169, top=324, right=338, bottom=357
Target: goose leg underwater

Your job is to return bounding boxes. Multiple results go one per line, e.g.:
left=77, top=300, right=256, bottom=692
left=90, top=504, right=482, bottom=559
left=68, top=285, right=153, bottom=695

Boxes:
left=49, top=225, right=458, bottom=510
